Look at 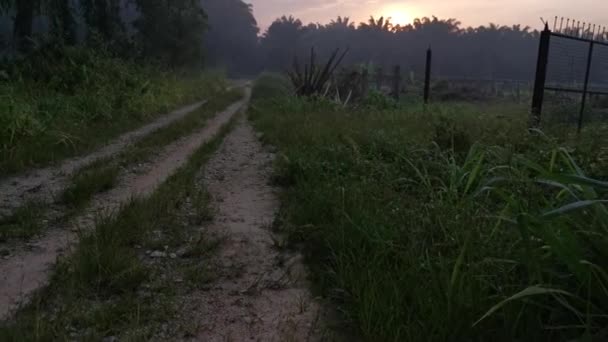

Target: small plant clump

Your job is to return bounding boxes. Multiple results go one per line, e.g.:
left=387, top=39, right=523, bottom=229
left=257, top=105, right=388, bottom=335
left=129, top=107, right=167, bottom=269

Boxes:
left=287, top=47, right=348, bottom=97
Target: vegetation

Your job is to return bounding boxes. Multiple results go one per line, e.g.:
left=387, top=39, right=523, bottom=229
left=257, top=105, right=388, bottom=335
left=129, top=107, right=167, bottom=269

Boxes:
left=134, top=0, right=207, bottom=68
left=200, top=0, right=260, bottom=75
left=250, top=75, right=608, bottom=341
left=260, top=16, right=542, bottom=80
left=2, top=0, right=607, bottom=340
left=61, top=162, right=119, bottom=210
left=0, top=1, right=560, bottom=81
left=0, top=109, right=240, bottom=341
left=0, top=201, right=45, bottom=241
left=0, top=46, right=226, bottom=175
left=287, top=48, right=348, bottom=97
left=0, top=0, right=220, bottom=176
left=60, top=89, right=242, bottom=210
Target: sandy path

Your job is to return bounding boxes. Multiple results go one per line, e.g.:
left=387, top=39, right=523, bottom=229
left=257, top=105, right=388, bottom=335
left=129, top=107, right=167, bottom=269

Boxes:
left=0, top=92, right=249, bottom=321
left=0, top=99, right=208, bottom=216
left=173, top=115, right=326, bottom=341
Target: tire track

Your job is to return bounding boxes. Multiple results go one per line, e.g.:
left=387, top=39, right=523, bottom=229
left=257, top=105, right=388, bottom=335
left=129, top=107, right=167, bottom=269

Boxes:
left=0, top=99, right=209, bottom=217
left=0, top=89, right=250, bottom=320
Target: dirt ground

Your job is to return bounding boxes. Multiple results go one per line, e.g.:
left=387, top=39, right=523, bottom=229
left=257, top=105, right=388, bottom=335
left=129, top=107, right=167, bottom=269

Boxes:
left=0, top=100, right=208, bottom=217
left=1, top=86, right=339, bottom=341
left=163, top=115, right=330, bottom=341
left=0, top=97, right=246, bottom=320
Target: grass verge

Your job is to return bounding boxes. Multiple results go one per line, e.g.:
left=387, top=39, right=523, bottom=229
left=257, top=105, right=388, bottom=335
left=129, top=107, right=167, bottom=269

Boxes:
left=0, top=202, right=46, bottom=241
left=250, top=74, right=608, bottom=341
left=61, top=161, right=120, bottom=210
left=0, top=47, right=228, bottom=176
left=0, top=107, right=242, bottom=341
left=59, top=89, right=243, bottom=210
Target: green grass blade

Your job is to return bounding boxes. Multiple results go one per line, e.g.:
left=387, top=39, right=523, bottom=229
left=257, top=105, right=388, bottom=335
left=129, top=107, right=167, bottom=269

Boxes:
left=542, top=200, right=608, bottom=219
left=473, top=286, right=574, bottom=327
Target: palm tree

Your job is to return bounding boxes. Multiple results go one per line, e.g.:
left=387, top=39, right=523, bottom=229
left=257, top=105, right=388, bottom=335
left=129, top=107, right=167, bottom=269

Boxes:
left=328, top=16, right=355, bottom=29
left=359, top=16, right=393, bottom=32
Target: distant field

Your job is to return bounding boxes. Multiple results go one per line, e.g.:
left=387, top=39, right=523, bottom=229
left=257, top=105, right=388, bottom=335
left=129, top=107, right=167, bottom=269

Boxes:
left=250, top=74, right=608, bottom=341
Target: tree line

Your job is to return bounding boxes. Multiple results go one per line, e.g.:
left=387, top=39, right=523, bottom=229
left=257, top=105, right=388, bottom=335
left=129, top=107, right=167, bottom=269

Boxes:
left=0, top=0, right=207, bottom=68
left=261, top=16, right=541, bottom=80
left=0, top=0, right=542, bottom=79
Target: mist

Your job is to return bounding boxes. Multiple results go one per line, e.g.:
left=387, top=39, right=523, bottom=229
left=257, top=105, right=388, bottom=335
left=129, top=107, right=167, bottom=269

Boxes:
left=1, top=0, right=543, bottom=81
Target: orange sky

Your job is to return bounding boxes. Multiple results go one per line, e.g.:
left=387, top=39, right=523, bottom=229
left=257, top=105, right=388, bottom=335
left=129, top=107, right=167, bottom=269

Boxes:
left=247, top=0, right=608, bottom=31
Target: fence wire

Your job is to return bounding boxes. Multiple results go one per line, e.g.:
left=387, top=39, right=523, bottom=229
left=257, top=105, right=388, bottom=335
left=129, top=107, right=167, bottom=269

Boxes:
left=589, top=44, right=608, bottom=93
left=546, top=36, right=589, bottom=90
left=535, top=29, right=608, bottom=128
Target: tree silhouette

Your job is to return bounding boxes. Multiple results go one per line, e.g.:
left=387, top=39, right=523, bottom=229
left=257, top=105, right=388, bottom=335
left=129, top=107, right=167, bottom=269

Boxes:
left=201, top=0, right=260, bottom=75
left=49, top=0, right=77, bottom=45
left=81, top=0, right=124, bottom=42
left=260, top=14, right=540, bottom=81
left=261, top=16, right=304, bottom=71
left=12, top=0, right=39, bottom=51
left=135, top=0, right=207, bottom=68
left=328, top=16, right=355, bottom=30
left=359, top=16, right=393, bottom=32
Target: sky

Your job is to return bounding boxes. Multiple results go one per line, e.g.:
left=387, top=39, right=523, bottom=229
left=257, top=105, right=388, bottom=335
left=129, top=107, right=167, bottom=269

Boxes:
left=247, top=0, right=608, bottom=32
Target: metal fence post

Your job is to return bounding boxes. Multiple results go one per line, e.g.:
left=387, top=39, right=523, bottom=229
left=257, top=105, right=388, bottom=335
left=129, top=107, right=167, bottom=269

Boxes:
left=531, top=24, right=551, bottom=128
left=424, top=47, right=432, bottom=105
left=516, top=81, right=521, bottom=103
left=578, top=41, right=594, bottom=133
left=392, top=65, right=401, bottom=100
left=376, top=66, right=384, bottom=90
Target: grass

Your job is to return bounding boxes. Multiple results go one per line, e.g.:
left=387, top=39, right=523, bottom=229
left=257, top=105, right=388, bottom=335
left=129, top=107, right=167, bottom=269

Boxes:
left=61, top=161, right=120, bottom=209
left=0, top=201, right=46, bottom=241
left=0, top=87, right=242, bottom=243
left=0, top=46, right=228, bottom=176
left=250, top=74, right=608, bottom=341
left=59, top=89, right=243, bottom=211
left=0, top=102, right=242, bottom=341
left=119, top=89, right=243, bottom=165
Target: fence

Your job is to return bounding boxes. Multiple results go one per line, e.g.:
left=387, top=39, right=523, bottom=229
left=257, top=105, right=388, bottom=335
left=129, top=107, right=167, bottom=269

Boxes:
left=422, top=47, right=533, bottom=104
left=335, top=56, right=532, bottom=105
left=334, top=66, right=403, bottom=103
left=531, top=19, right=608, bottom=131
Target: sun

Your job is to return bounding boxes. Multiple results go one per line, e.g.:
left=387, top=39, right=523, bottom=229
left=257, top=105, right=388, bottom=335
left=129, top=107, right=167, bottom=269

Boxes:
left=382, top=4, right=413, bottom=26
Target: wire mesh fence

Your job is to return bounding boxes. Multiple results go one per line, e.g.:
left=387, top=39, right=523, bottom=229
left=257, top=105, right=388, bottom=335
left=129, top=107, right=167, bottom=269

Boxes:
left=532, top=19, right=608, bottom=131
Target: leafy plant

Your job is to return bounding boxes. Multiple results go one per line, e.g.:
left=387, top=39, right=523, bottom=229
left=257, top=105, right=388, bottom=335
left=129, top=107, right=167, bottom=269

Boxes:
left=287, top=47, right=348, bottom=97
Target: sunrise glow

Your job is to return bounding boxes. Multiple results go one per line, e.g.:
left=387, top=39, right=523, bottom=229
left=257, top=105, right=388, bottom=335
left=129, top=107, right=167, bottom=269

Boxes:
left=381, top=4, right=415, bottom=26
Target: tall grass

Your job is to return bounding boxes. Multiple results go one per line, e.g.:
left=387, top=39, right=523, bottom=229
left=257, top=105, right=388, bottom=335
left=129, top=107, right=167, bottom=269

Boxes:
left=250, top=75, right=608, bottom=341
left=0, top=46, right=227, bottom=176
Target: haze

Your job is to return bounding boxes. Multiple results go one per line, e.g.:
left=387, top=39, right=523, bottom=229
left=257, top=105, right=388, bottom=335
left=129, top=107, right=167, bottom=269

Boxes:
left=248, top=0, right=608, bottom=30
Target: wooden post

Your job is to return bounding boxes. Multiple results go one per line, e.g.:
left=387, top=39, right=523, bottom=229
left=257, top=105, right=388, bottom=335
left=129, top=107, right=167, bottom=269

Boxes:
left=392, top=65, right=401, bottom=100
left=361, top=68, right=369, bottom=98
left=531, top=24, right=551, bottom=128
left=376, top=66, right=384, bottom=90
left=424, top=47, right=432, bottom=104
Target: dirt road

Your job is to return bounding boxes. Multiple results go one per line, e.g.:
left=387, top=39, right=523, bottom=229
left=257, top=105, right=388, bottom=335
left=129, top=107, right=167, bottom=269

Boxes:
left=0, top=100, right=208, bottom=217
left=197, top=116, right=324, bottom=341
left=0, top=94, right=247, bottom=320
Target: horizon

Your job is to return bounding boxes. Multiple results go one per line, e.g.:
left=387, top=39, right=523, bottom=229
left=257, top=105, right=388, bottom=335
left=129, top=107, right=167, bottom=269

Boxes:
left=247, top=0, right=608, bottom=32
